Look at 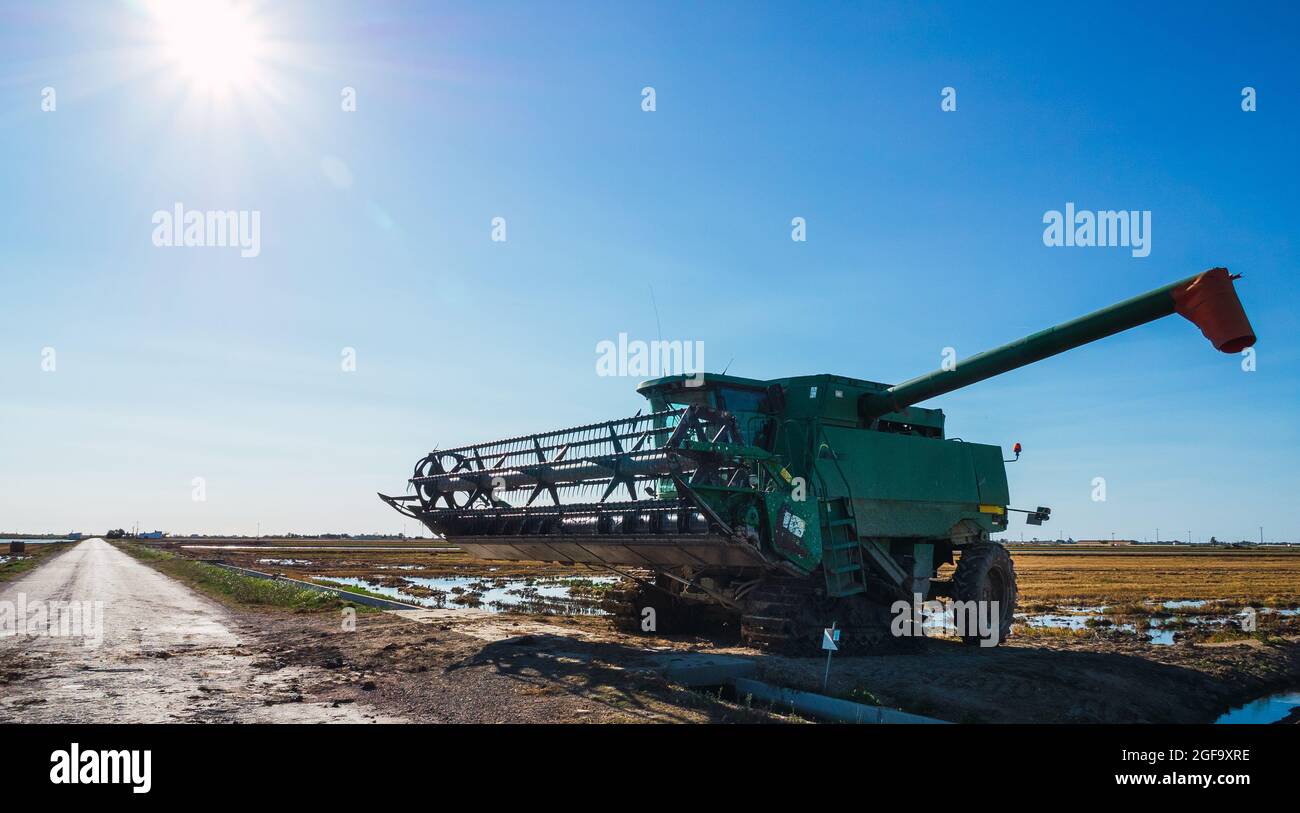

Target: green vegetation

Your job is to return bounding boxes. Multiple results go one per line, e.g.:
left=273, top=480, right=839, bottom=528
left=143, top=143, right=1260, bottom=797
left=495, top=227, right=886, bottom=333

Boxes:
left=1014, top=624, right=1091, bottom=639
left=1200, top=627, right=1288, bottom=645
left=112, top=541, right=373, bottom=613
left=556, top=577, right=617, bottom=597
left=848, top=686, right=882, bottom=706
left=311, top=577, right=401, bottom=603
left=0, top=542, right=74, bottom=583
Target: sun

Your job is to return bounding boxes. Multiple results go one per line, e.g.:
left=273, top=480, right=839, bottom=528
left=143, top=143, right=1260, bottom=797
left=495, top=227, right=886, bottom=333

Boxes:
left=147, top=0, right=267, bottom=95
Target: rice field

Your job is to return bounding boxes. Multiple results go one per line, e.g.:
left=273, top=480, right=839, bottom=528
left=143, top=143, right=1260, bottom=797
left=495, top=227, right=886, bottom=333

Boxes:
left=995, top=548, right=1300, bottom=608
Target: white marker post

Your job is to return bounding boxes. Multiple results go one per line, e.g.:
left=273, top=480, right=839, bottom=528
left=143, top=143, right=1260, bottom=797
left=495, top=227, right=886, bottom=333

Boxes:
left=822, top=622, right=840, bottom=691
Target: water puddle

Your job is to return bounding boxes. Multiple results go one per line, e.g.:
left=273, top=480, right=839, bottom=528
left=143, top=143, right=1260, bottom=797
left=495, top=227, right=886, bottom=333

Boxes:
left=908, top=598, right=1285, bottom=645
left=1143, top=620, right=1176, bottom=646
left=1215, top=689, right=1300, bottom=724
left=320, top=574, right=619, bottom=615
left=1017, top=612, right=1174, bottom=644
left=257, top=558, right=314, bottom=567
left=1023, top=614, right=1092, bottom=631
left=1162, top=599, right=1208, bottom=610
left=1, top=538, right=75, bottom=545
left=1013, top=599, right=1294, bottom=645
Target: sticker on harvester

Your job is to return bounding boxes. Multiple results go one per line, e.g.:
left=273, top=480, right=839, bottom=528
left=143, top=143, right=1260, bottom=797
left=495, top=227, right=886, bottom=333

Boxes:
left=783, top=511, right=806, bottom=538
left=772, top=506, right=810, bottom=557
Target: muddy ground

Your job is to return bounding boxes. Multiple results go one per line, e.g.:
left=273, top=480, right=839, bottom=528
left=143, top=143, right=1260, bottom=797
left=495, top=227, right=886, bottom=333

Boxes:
left=243, top=605, right=1300, bottom=724
left=14, top=540, right=1297, bottom=724
left=240, top=610, right=789, bottom=723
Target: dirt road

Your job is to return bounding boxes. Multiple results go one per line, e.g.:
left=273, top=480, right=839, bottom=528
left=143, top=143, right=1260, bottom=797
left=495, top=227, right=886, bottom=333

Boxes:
left=0, top=539, right=398, bottom=722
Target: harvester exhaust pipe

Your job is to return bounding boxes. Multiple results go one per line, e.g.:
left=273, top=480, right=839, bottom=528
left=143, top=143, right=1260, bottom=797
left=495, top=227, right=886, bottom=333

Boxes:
left=860, top=267, right=1256, bottom=418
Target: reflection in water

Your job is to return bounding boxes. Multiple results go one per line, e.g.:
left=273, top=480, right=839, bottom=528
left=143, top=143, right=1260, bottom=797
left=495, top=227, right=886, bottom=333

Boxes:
left=320, top=574, right=618, bottom=615
left=1007, top=600, right=1295, bottom=646
left=1215, top=689, right=1300, bottom=724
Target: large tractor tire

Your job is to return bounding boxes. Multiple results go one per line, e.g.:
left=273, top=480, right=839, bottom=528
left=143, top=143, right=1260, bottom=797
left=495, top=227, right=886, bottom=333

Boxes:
left=951, top=542, right=1017, bottom=646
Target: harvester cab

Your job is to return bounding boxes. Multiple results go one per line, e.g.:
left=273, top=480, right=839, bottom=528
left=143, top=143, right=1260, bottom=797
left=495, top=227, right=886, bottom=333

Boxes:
left=381, top=268, right=1255, bottom=651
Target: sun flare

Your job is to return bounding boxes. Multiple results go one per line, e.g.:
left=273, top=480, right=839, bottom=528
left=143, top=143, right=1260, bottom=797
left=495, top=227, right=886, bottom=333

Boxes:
left=147, top=0, right=267, bottom=95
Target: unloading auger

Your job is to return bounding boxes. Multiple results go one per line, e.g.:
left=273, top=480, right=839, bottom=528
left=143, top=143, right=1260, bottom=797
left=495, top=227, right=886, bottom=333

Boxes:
left=381, top=268, right=1256, bottom=651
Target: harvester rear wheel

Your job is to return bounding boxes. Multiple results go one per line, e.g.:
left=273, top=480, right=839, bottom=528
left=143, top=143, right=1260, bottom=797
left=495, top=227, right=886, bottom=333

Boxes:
left=951, top=542, right=1017, bottom=645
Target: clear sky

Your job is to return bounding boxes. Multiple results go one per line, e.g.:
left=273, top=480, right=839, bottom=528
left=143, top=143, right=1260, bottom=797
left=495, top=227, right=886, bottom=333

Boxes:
left=1, top=1, right=1296, bottom=541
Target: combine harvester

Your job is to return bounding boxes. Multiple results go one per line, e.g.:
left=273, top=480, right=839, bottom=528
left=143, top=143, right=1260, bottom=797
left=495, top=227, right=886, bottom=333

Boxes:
left=381, top=269, right=1255, bottom=651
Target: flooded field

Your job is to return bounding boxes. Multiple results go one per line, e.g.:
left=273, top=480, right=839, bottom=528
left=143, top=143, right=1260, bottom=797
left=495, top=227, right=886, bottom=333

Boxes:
left=317, top=574, right=619, bottom=615
left=1000, top=548, right=1300, bottom=607
left=914, top=599, right=1299, bottom=646
left=1, top=538, right=76, bottom=545
left=173, top=541, right=1300, bottom=643
left=1017, top=602, right=1299, bottom=645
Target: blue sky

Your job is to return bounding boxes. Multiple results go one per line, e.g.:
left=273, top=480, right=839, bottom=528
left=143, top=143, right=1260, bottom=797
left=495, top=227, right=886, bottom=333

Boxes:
left=1, top=1, right=1296, bottom=541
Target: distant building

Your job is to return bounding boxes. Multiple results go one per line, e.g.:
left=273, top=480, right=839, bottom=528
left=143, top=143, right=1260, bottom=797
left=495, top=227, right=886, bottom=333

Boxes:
left=139, top=531, right=164, bottom=539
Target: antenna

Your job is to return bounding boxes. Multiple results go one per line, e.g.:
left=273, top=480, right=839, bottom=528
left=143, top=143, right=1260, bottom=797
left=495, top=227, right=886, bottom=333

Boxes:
left=649, top=284, right=663, bottom=343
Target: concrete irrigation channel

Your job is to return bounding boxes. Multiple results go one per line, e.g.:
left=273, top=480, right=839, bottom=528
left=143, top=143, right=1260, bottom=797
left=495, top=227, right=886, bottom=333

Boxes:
left=655, top=655, right=945, bottom=723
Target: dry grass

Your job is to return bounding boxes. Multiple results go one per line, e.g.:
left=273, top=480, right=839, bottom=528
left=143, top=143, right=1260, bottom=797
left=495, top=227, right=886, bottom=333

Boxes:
left=957, top=551, right=1300, bottom=607
left=188, top=540, right=1300, bottom=612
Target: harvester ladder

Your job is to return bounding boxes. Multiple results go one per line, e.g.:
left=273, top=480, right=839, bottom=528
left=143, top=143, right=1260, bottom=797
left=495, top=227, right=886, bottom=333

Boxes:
left=822, top=498, right=867, bottom=597
left=815, top=423, right=908, bottom=596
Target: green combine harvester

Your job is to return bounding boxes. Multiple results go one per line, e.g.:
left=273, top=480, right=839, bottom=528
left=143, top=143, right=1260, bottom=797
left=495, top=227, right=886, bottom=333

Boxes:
left=381, top=268, right=1255, bottom=651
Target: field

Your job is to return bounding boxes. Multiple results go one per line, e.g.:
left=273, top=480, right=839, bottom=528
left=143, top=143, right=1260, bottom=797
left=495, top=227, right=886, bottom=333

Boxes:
left=109, top=539, right=1300, bottom=723
left=176, top=539, right=1300, bottom=612
left=0, top=542, right=74, bottom=584
left=1001, top=545, right=1300, bottom=608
